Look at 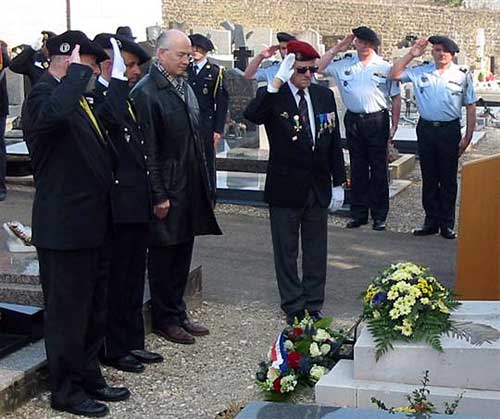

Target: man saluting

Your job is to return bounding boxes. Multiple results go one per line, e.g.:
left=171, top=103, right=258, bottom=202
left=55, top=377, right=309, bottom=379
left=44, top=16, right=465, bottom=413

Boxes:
left=22, top=31, right=130, bottom=417
left=244, top=40, right=346, bottom=324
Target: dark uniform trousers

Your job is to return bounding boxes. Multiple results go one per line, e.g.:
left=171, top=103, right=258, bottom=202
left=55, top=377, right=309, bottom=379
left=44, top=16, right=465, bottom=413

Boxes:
left=148, top=239, right=195, bottom=329
left=0, top=116, right=6, bottom=195
left=269, top=189, right=328, bottom=320
left=37, top=242, right=110, bottom=406
left=416, top=118, right=461, bottom=229
left=104, top=223, right=150, bottom=359
left=345, top=109, right=390, bottom=222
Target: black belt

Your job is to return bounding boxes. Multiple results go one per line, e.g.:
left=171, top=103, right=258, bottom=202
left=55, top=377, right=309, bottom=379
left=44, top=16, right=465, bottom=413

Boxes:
left=419, top=118, right=459, bottom=127
left=347, top=109, right=388, bottom=119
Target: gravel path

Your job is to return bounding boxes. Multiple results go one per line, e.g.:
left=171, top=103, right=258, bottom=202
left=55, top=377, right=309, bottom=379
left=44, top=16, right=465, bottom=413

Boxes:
left=4, top=128, right=499, bottom=419
left=5, top=303, right=356, bottom=419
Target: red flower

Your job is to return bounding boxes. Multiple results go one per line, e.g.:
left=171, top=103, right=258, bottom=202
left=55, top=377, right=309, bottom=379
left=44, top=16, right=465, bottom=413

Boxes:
left=288, top=351, right=302, bottom=369
left=293, top=327, right=303, bottom=337
left=273, top=378, right=281, bottom=393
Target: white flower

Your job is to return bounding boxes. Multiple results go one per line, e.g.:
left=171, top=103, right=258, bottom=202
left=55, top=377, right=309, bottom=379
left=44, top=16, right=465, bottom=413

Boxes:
left=320, top=343, right=331, bottom=355
left=313, top=329, right=331, bottom=343
left=310, top=365, right=328, bottom=381
left=284, top=340, right=294, bottom=351
left=280, top=374, right=298, bottom=393
left=310, top=342, right=322, bottom=357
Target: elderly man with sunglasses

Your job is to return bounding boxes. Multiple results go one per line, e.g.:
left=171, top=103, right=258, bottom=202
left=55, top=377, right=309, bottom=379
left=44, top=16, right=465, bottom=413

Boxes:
left=319, top=26, right=401, bottom=232
left=244, top=40, right=345, bottom=325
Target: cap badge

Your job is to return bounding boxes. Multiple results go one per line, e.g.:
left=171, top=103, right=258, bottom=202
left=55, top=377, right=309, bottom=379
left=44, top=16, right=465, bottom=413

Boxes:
left=60, top=43, right=71, bottom=53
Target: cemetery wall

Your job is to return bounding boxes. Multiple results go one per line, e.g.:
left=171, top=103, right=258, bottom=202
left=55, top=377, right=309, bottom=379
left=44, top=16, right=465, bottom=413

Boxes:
left=163, top=0, right=500, bottom=69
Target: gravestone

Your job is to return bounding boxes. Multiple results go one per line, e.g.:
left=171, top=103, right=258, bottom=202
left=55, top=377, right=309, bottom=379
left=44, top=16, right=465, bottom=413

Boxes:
left=245, top=27, right=274, bottom=55
left=168, top=21, right=186, bottom=32
left=192, top=27, right=232, bottom=55
left=233, top=46, right=253, bottom=71
left=298, top=28, right=326, bottom=55
left=223, top=68, right=257, bottom=131
left=6, top=70, right=24, bottom=118
left=220, top=20, right=246, bottom=49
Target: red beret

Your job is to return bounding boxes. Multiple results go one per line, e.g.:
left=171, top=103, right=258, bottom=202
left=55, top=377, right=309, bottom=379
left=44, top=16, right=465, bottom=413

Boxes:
left=286, top=40, right=320, bottom=61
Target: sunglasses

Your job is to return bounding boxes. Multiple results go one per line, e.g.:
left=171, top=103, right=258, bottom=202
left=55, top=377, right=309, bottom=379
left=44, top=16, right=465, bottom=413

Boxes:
left=295, top=66, right=319, bottom=74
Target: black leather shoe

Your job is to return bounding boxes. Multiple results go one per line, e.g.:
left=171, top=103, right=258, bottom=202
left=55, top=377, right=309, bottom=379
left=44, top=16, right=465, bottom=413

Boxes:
left=51, top=399, right=109, bottom=417
left=440, top=226, right=457, bottom=239
left=310, top=311, right=324, bottom=322
left=346, top=219, right=368, bottom=228
left=372, top=220, right=386, bottom=231
left=130, top=349, right=164, bottom=364
left=87, top=386, right=130, bottom=402
left=102, top=354, right=145, bottom=373
left=412, top=225, right=439, bottom=236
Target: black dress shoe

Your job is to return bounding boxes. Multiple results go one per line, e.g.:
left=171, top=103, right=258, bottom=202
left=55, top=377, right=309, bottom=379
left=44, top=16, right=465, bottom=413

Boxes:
left=87, top=386, right=130, bottom=402
left=412, top=225, right=439, bottom=236
left=130, top=349, right=164, bottom=364
left=372, top=220, right=386, bottom=231
left=346, top=219, right=368, bottom=228
left=440, top=226, right=457, bottom=239
left=102, top=354, right=145, bottom=373
left=51, top=398, right=109, bottom=417
left=310, top=311, right=323, bottom=322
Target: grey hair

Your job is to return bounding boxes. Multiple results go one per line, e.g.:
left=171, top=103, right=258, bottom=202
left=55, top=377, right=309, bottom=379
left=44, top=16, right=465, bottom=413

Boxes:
left=155, top=29, right=190, bottom=50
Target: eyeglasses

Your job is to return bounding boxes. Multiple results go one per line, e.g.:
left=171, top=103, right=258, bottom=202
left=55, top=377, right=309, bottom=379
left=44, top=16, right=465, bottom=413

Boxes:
left=295, top=66, right=319, bottom=74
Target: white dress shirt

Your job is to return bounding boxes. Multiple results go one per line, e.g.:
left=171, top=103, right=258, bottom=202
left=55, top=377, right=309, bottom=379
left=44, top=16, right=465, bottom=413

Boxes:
left=287, top=81, right=316, bottom=143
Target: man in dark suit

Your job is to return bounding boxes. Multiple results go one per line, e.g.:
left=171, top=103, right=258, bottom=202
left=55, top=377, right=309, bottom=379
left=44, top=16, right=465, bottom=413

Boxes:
left=22, top=31, right=129, bottom=417
left=244, top=40, right=346, bottom=324
left=10, top=30, right=56, bottom=87
left=0, top=40, right=10, bottom=201
left=92, top=33, right=163, bottom=373
left=187, top=34, right=229, bottom=194
left=131, top=30, right=222, bottom=345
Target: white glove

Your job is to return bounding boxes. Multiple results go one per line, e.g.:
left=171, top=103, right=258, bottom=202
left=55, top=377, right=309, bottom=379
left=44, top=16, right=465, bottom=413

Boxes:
left=31, top=34, right=44, bottom=51
left=267, top=53, right=295, bottom=93
left=328, top=185, right=345, bottom=213
left=110, top=37, right=127, bottom=81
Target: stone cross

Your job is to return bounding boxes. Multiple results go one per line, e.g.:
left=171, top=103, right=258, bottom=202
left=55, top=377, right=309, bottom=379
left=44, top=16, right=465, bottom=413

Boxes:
left=233, top=47, right=253, bottom=71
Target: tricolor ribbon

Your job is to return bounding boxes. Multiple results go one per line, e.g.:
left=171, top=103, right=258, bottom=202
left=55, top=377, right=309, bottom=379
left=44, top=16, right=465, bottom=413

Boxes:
left=270, top=331, right=288, bottom=373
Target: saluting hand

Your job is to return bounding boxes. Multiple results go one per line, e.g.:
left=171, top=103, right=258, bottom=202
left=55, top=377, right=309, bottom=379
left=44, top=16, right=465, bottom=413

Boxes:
left=409, top=38, right=428, bottom=58
left=69, top=44, right=81, bottom=64
left=260, top=45, right=279, bottom=59
left=335, top=34, right=355, bottom=53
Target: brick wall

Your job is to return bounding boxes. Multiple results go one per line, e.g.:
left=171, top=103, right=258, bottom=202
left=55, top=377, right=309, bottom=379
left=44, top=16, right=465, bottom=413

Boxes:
left=163, top=0, right=500, bottom=70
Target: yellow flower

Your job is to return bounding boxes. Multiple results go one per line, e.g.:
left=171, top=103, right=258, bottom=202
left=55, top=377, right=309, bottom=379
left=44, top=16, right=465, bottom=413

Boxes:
left=393, top=406, right=416, bottom=414
left=401, top=324, right=413, bottom=336
left=437, top=300, right=450, bottom=314
left=387, top=289, right=399, bottom=300
left=420, top=297, right=430, bottom=305
left=389, top=308, right=400, bottom=319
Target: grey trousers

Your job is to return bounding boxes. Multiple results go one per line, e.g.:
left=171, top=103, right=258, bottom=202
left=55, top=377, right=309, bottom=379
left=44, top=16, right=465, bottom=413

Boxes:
left=269, top=190, right=328, bottom=321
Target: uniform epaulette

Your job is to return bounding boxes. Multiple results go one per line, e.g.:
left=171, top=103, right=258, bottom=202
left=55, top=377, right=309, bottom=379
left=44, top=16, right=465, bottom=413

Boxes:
left=459, top=67, right=468, bottom=73
left=333, top=56, right=342, bottom=62
left=344, top=53, right=352, bottom=58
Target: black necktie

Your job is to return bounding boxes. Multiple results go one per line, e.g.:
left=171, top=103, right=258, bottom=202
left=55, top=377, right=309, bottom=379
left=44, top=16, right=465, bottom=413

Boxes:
left=297, top=90, right=313, bottom=147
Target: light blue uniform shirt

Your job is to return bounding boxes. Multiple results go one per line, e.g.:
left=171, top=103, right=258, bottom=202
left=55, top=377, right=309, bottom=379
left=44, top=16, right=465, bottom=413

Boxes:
left=256, top=61, right=280, bottom=84
left=324, top=53, right=400, bottom=114
left=400, top=62, right=477, bottom=121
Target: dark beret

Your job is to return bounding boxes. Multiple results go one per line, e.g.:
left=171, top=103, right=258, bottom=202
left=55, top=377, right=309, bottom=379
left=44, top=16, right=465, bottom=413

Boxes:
left=189, top=34, right=215, bottom=52
left=352, top=26, right=380, bottom=47
left=287, top=40, right=320, bottom=61
left=428, top=35, right=459, bottom=54
left=276, top=32, right=296, bottom=43
left=116, top=26, right=136, bottom=41
left=93, top=33, right=151, bottom=65
left=46, top=30, right=109, bottom=63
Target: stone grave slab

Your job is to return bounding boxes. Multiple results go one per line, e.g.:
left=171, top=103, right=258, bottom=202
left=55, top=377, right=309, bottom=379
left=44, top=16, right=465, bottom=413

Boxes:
left=236, top=401, right=491, bottom=419
left=316, top=301, right=500, bottom=418
left=245, top=28, right=273, bottom=55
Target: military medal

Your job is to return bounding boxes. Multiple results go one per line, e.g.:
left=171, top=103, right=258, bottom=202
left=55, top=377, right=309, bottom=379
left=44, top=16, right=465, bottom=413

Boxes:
left=203, top=87, right=209, bottom=95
